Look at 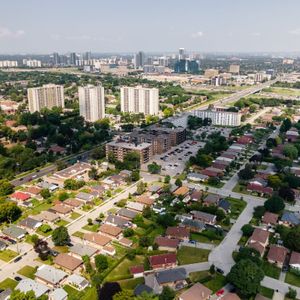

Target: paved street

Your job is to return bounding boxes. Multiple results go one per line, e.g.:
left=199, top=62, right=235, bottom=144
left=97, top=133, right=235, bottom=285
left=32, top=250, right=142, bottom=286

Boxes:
left=180, top=241, right=215, bottom=250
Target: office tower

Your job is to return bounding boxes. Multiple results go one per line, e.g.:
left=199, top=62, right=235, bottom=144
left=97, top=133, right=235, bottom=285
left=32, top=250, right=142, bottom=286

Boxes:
left=28, top=84, right=64, bottom=113
left=134, top=51, right=145, bottom=68
left=229, top=64, right=240, bottom=74
left=78, top=85, right=105, bottom=122
left=179, top=48, right=185, bottom=60
left=174, top=59, right=199, bottom=74
left=120, top=86, right=159, bottom=115
left=83, top=51, right=92, bottom=61
left=69, top=52, right=77, bottom=65
left=53, top=52, right=60, bottom=65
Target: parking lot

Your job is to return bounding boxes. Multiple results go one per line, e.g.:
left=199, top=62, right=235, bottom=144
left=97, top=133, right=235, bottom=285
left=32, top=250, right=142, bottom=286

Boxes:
left=193, top=126, right=232, bottom=139
left=144, top=139, right=205, bottom=176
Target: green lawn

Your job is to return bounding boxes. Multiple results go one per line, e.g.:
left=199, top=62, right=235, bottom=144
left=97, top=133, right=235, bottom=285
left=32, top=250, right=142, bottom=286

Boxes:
left=53, top=246, right=69, bottom=253
left=28, top=201, right=53, bottom=215
left=55, top=219, right=69, bottom=226
left=72, top=231, right=84, bottom=239
left=285, top=271, right=300, bottom=287
left=263, top=87, right=300, bottom=97
left=0, top=249, right=18, bottom=262
left=63, top=285, right=82, bottom=299
left=261, top=261, right=281, bottom=279
left=232, top=183, right=251, bottom=195
left=70, top=212, right=81, bottom=220
left=82, top=224, right=100, bottom=232
left=227, top=197, right=247, bottom=219
left=82, top=287, right=98, bottom=300
left=17, top=266, right=36, bottom=279
left=0, top=278, right=18, bottom=290
left=190, top=270, right=211, bottom=283
left=36, top=228, right=53, bottom=237
left=177, top=246, right=210, bottom=265
left=118, top=277, right=145, bottom=290
left=204, top=274, right=227, bottom=293
left=190, top=231, right=221, bottom=245
left=259, top=286, right=274, bottom=299
left=106, top=256, right=145, bottom=281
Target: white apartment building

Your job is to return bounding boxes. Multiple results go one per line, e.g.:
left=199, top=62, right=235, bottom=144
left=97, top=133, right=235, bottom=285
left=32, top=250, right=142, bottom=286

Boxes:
left=193, top=109, right=241, bottom=126
left=0, top=61, right=18, bottom=68
left=27, top=84, right=64, bottom=113
left=120, top=86, right=159, bottom=115
left=78, top=85, right=105, bottom=122
left=23, top=59, right=42, bottom=67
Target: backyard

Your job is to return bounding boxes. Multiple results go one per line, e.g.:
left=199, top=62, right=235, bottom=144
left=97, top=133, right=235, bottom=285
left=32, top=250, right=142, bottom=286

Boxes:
left=177, top=246, right=210, bottom=265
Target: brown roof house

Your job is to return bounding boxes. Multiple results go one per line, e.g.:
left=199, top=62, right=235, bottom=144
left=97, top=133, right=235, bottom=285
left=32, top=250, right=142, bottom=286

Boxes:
left=262, top=212, right=278, bottom=226
left=247, top=228, right=270, bottom=256
left=165, top=226, right=190, bottom=241
left=99, top=224, right=122, bottom=239
left=50, top=204, right=73, bottom=216
left=54, top=253, right=82, bottom=273
left=202, top=194, right=221, bottom=206
left=83, top=233, right=111, bottom=249
left=267, top=245, right=288, bottom=267
left=130, top=265, right=144, bottom=278
left=149, top=253, right=177, bottom=270
left=289, top=251, right=300, bottom=271
left=173, top=186, right=189, bottom=197
left=154, top=236, right=180, bottom=252
left=179, top=283, right=212, bottom=300
left=191, top=211, right=216, bottom=225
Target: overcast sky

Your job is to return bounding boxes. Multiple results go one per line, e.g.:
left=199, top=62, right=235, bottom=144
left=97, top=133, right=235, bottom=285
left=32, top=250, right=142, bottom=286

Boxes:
left=2, top=0, right=300, bottom=54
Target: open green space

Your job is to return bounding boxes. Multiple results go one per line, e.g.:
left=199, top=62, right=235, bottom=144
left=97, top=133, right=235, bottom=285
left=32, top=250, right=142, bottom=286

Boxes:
left=118, top=277, right=145, bottom=290
left=259, top=286, right=274, bottom=299
left=261, top=261, right=281, bottom=279
left=17, top=265, right=36, bottom=279
left=177, top=246, right=210, bottom=265
left=190, top=231, right=222, bottom=245
left=285, top=271, right=300, bottom=287
left=227, top=197, right=247, bottom=219
left=263, top=87, right=300, bottom=97
left=72, top=231, right=84, bottom=239
left=53, top=246, right=69, bottom=253
left=55, top=219, right=69, bottom=227
left=0, top=249, right=18, bottom=262
left=189, top=271, right=226, bottom=293
left=0, top=278, right=18, bottom=290
left=70, top=212, right=81, bottom=220
left=82, top=224, right=100, bottom=232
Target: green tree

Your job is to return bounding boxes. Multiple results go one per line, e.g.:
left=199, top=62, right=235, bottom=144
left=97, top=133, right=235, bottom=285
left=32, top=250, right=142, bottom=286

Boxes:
left=136, top=181, right=146, bottom=195
left=286, top=288, right=297, bottom=300
left=148, top=162, right=161, bottom=174
left=284, top=225, right=300, bottom=252
left=10, top=290, right=37, bottom=300
left=0, top=202, right=22, bottom=222
left=40, top=188, right=51, bottom=199
left=267, top=175, right=282, bottom=189
left=235, top=247, right=262, bottom=266
left=253, top=206, right=266, bottom=219
left=175, top=178, right=182, bottom=187
left=241, top=224, right=254, bottom=237
left=159, top=286, right=175, bottom=300
left=95, top=254, right=108, bottom=272
left=280, top=118, right=292, bottom=132
left=164, top=175, right=171, bottom=184
left=227, top=259, right=264, bottom=298
left=0, top=179, right=14, bottom=196
left=88, top=167, right=99, bottom=180
left=123, top=228, right=134, bottom=237
left=238, top=164, right=255, bottom=180
left=264, top=195, right=285, bottom=213
left=139, top=236, right=152, bottom=247
left=163, top=107, right=174, bottom=118
left=52, top=226, right=70, bottom=246
left=283, top=144, right=298, bottom=160
left=113, top=290, right=133, bottom=300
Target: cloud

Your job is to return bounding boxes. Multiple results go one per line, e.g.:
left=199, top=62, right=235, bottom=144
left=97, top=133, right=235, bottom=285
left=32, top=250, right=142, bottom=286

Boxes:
left=0, top=27, right=25, bottom=38
left=251, top=32, right=261, bottom=37
left=191, top=31, right=203, bottom=38
left=289, top=28, right=300, bottom=35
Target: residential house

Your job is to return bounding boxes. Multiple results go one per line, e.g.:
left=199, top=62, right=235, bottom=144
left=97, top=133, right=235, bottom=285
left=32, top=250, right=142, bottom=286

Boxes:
left=2, top=225, right=27, bottom=240
left=191, top=211, right=217, bottom=225
left=289, top=251, right=300, bottom=271
left=119, top=169, right=132, bottom=179
left=218, top=199, right=231, bottom=213
left=136, top=194, right=155, bottom=206
left=64, top=198, right=84, bottom=208
left=182, top=219, right=205, bottom=233
left=0, top=289, right=12, bottom=300
left=134, top=284, right=153, bottom=297
left=130, top=265, right=144, bottom=278
left=149, top=253, right=177, bottom=270
left=179, top=282, right=212, bottom=300
left=116, top=208, right=138, bottom=220
left=126, top=201, right=144, bottom=212
left=280, top=212, right=300, bottom=227
left=201, top=167, right=223, bottom=178
left=83, top=233, right=111, bottom=249
left=101, top=245, right=116, bottom=256
left=0, top=240, right=7, bottom=251
left=249, top=178, right=268, bottom=187
left=99, top=224, right=122, bottom=239
left=165, top=227, right=190, bottom=241
left=76, top=192, right=95, bottom=203
left=69, top=244, right=98, bottom=260
left=35, top=265, right=68, bottom=288
left=247, top=228, right=270, bottom=256
left=105, top=215, right=132, bottom=228
left=262, top=212, right=278, bottom=226
left=54, top=253, right=82, bottom=273
left=247, top=183, right=273, bottom=196
left=33, top=211, right=60, bottom=224
left=118, top=237, right=133, bottom=248
left=24, top=186, right=42, bottom=197
left=10, top=191, right=31, bottom=206
left=189, top=190, right=203, bottom=202
left=49, top=288, right=68, bottom=300
left=154, top=236, right=180, bottom=252
left=173, top=186, right=189, bottom=197
left=50, top=204, right=73, bottom=216
left=267, top=245, right=288, bottom=267
left=90, top=185, right=106, bottom=197
left=203, top=194, right=221, bottom=206
left=187, top=173, right=209, bottom=182
left=16, top=279, right=49, bottom=298
left=19, top=217, right=42, bottom=232
left=66, top=274, right=89, bottom=291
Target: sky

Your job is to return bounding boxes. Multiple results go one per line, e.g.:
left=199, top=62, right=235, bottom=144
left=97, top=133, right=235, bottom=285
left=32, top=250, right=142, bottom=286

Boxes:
left=1, top=0, right=300, bottom=54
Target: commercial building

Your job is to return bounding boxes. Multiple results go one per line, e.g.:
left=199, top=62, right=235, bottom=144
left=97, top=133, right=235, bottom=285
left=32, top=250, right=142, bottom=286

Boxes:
left=27, top=84, right=64, bottom=113
left=229, top=64, right=240, bottom=74
left=120, top=86, right=159, bottom=115
left=0, top=60, right=18, bottom=68
left=23, top=59, right=42, bottom=67
left=79, top=85, right=105, bottom=122
left=204, top=69, right=219, bottom=78
left=134, top=51, right=145, bottom=68
left=106, top=140, right=152, bottom=164
left=174, top=59, right=199, bottom=74
left=193, top=108, right=241, bottom=126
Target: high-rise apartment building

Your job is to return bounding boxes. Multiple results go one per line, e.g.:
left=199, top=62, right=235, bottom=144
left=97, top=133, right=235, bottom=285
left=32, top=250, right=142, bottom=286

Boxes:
left=27, top=84, right=64, bottom=113
left=78, top=85, right=105, bottom=122
left=229, top=64, right=240, bottom=74
left=23, top=59, right=42, bottom=67
left=134, top=51, right=145, bottom=68
left=0, top=61, right=18, bottom=68
left=179, top=48, right=185, bottom=60
left=120, top=86, right=159, bottom=115
left=69, top=52, right=77, bottom=65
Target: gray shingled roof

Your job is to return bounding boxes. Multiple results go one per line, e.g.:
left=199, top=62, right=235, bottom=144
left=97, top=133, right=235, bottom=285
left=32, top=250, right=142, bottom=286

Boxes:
left=35, top=265, right=67, bottom=285
left=69, top=244, right=97, bottom=257
left=2, top=225, right=27, bottom=239
left=156, top=268, right=187, bottom=284
left=117, top=208, right=138, bottom=219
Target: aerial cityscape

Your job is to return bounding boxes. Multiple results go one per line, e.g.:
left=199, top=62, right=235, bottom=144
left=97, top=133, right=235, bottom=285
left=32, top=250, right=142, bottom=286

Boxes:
left=1, top=1, right=300, bottom=300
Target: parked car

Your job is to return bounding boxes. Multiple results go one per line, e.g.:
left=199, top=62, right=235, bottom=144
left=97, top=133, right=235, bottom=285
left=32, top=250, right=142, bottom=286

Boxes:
left=14, top=276, right=22, bottom=281
left=216, top=268, right=224, bottom=274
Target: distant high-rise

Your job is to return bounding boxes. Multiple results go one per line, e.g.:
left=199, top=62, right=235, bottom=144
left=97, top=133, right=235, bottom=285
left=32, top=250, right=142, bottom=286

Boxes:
left=174, top=59, right=199, bottom=74
left=83, top=51, right=92, bottom=61
left=179, top=48, right=185, bottom=60
left=229, top=64, right=240, bottom=74
left=69, top=52, right=77, bottom=65
left=28, top=84, right=64, bottom=113
left=134, top=51, right=145, bottom=68
left=120, top=86, right=159, bottom=115
left=53, top=52, right=60, bottom=65
left=79, top=85, right=105, bottom=122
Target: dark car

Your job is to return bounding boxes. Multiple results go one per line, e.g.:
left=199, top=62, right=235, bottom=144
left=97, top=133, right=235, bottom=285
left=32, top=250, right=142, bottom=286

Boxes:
left=50, top=249, right=59, bottom=257
left=216, top=268, right=224, bottom=274
left=14, top=276, right=22, bottom=281
left=14, top=257, right=22, bottom=263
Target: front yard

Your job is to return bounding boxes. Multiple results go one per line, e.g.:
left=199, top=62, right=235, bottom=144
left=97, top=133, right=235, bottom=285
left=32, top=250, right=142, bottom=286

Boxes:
left=17, top=265, right=36, bottom=279
left=261, top=261, right=281, bottom=279
left=0, top=249, right=18, bottom=262
left=177, top=246, right=210, bottom=265
left=227, top=197, right=247, bottom=219
left=0, top=278, right=18, bottom=290
left=285, top=271, right=300, bottom=287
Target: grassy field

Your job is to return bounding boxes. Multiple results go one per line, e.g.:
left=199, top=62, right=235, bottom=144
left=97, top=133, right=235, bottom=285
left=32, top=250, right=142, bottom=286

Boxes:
left=82, top=224, right=100, bottom=232
left=72, top=231, right=85, bottom=238
left=53, top=246, right=69, bottom=253
left=189, top=271, right=226, bottom=293
left=17, top=265, right=36, bottom=279
left=106, top=256, right=145, bottom=281
left=227, top=197, right=247, bottom=219
left=190, top=231, right=222, bottom=245
left=28, top=201, right=53, bottom=215
left=0, top=278, right=18, bottom=290
left=177, top=246, right=210, bottom=265
left=259, top=286, right=274, bottom=299
left=263, top=87, right=300, bottom=97
left=70, top=212, right=81, bottom=220
left=63, top=284, right=82, bottom=299
left=261, top=261, right=281, bottom=279
left=285, top=271, right=300, bottom=287
left=55, top=219, right=69, bottom=226
left=0, top=249, right=18, bottom=262
left=118, top=277, right=144, bottom=290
